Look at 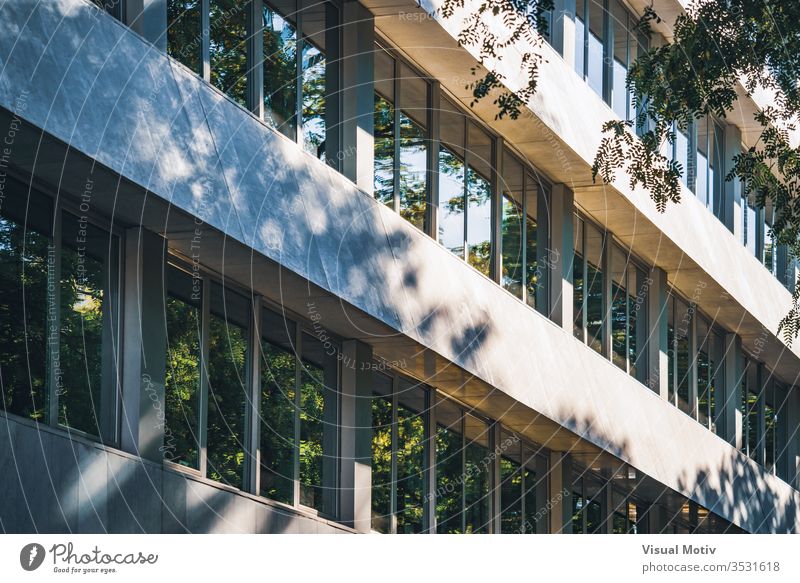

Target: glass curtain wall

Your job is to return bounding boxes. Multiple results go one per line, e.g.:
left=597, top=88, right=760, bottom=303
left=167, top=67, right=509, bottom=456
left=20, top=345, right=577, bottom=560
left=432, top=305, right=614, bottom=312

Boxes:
left=500, top=149, right=542, bottom=308
left=0, top=180, right=120, bottom=442
left=167, top=0, right=335, bottom=160
left=373, top=47, right=430, bottom=230
left=499, top=431, right=547, bottom=533
left=610, top=245, right=645, bottom=376
left=371, top=373, right=428, bottom=534
left=435, top=397, right=491, bottom=533
left=573, top=215, right=605, bottom=355
left=572, top=471, right=604, bottom=534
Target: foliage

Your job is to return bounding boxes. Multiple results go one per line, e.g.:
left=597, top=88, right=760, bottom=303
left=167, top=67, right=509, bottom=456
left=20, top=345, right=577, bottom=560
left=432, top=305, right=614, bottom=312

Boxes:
left=441, top=0, right=800, bottom=343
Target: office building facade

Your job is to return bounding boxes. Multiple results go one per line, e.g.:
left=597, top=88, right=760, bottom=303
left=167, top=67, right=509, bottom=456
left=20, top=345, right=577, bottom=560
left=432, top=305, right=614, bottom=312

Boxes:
left=0, top=0, right=798, bottom=533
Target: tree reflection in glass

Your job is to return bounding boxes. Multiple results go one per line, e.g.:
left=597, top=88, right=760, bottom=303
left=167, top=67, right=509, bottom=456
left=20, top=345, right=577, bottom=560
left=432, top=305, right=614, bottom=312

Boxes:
left=399, top=114, right=427, bottom=230
left=164, top=288, right=201, bottom=468
left=206, top=313, right=248, bottom=489
left=0, top=214, right=49, bottom=422
left=438, top=146, right=465, bottom=258
left=263, top=5, right=298, bottom=141
left=396, top=397, right=425, bottom=533
left=374, top=94, right=395, bottom=208
left=167, top=0, right=202, bottom=74
left=260, top=339, right=296, bottom=504
left=299, top=358, right=325, bottom=509
left=209, top=0, right=248, bottom=107
left=301, top=41, right=326, bottom=160
left=371, top=389, right=392, bottom=533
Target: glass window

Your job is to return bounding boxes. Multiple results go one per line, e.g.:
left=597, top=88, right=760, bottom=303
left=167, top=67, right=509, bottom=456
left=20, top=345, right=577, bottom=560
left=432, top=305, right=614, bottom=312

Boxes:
left=466, top=122, right=493, bottom=277
left=463, top=413, right=490, bottom=533
left=499, top=431, right=523, bottom=533
left=263, top=2, right=299, bottom=141
left=167, top=0, right=202, bottom=74
left=675, top=126, right=689, bottom=187
left=396, top=379, right=426, bottom=533
left=585, top=221, right=604, bottom=354
left=209, top=0, right=248, bottom=107
left=696, top=317, right=712, bottom=430
left=573, top=214, right=585, bottom=341
left=435, top=396, right=463, bottom=533
left=164, top=266, right=203, bottom=468
left=259, top=307, right=297, bottom=505
left=370, top=374, right=427, bottom=534
left=58, top=212, right=119, bottom=439
left=574, top=6, right=585, bottom=78
left=764, top=380, right=777, bottom=472
left=0, top=188, right=51, bottom=423
left=439, top=98, right=467, bottom=258
left=610, top=245, right=628, bottom=370
left=374, top=49, right=395, bottom=208
left=206, top=283, right=249, bottom=489
left=299, top=331, right=338, bottom=514
left=300, top=0, right=329, bottom=160
left=672, top=297, right=692, bottom=415
left=371, top=373, right=393, bottom=533
left=696, top=116, right=712, bottom=206
left=611, top=1, right=629, bottom=119
left=586, top=0, right=605, bottom=98
left=399, top=64, right=429, bottom=230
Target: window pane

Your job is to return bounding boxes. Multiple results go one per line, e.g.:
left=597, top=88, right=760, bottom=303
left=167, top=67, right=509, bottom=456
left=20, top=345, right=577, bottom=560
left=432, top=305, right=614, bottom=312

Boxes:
left=374, top=49, right=395, bottom=207
left=435, top=397, right=463, bottom=533
left=585, top=222, right=604, bottom=354
left=525, top=178, right=539, bottom=309
left=396, top=380, right=426, bottom=533
left=611, top=1, right=629, bottom=119
left=209, top=0, right=248, bottom=106
left=587, top=0, right=605, bottom=97
left=675, top=127, right=689, bottom=187
left=674, top=298, right=691, bottom=414
left=463, top=414, right=489, bottom=533
left=0, top=193, right=50, bottom=422
left=167, top=0, right=202, bottom=74
left=259, top=308, right=297, bottom=505
left=371, top=373, right=392, bottom=533
left=439, top=146, right=465, bottom=257
left=206, top=284, right=249, bottom=489
left=522, top=445, right=542, bottom=533
left=399, top=65, right=429, bottom=231
left=164, top=267, right=202, bottom=468
left=59, top=214, right=117, bottom=438
left=301, top=2, right=326, bottom=160
left=299, top=332, right=337, bottom=515
left=466, top=123, right=493, bottom=277
left=610, top=245, right=628, bottom=370
left=263, top=4, right=298, bottom=141
left=574, top=11, right=585, bottom=78
left=501, top=195, right=523, bottom=298
left=696, top=117, right=710, bottom=205
left=499, top=432, right=522, bottom=533
left=573, top=215, right=584, bottom=340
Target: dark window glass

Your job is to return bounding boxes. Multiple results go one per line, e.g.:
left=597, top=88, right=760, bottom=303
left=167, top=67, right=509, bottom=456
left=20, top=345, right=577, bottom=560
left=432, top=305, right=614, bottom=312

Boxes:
left=371, top=373, right=393, bottom=533
left=463, top=414, right=489, bottom=533
left=398, top=65, right=428, bottom=230
left=584, top=478, right=604, bottom=533
left=499, top=435, right=523, bottom=533
left=571, top=490, right=584, bottom=534
left=466, top=123, right=493, bottom=277
left=206, top=284, right=249, bottom=489
left=300, top=2, right=327, bottom=160
left=259, top=308, right=297, bottom=505
left=209, top=0, right=248, bottom=106
left=501, top=194, right=523, bottom=299
left=522, top=444, right=543, bottom=533
left=299, top=332, right=337, bottom=515
left=673, top=298, right=691, bottom=415
left=58, top=213, right=118, bottom=438
left=396, top=380, right=426, bottom=533
left=524, top=178, right=540, bottom=309
left=0, top=190, right=51, bottom=422
left=573, top=214, right=584, bottom=341
left=764, top=383, right=777, bottom=471
left=586, top=0, right=605, bottom=97
left=167, top=0, right=202, bottom=74
left=263, top=4, right=298, bottom=141
left=585, top=222, right=604, bottom=354
left=164, top=266, right=202, bottom=468
left=374, top=49, right=395, bottom=207
left=610, top=245, right=628, bottom=371
left=435, top=397, right=463, bottom=533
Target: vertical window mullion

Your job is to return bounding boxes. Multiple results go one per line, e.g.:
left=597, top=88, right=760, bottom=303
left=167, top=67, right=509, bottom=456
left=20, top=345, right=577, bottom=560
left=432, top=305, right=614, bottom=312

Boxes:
left=390, top=374, right=399, bottom=534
